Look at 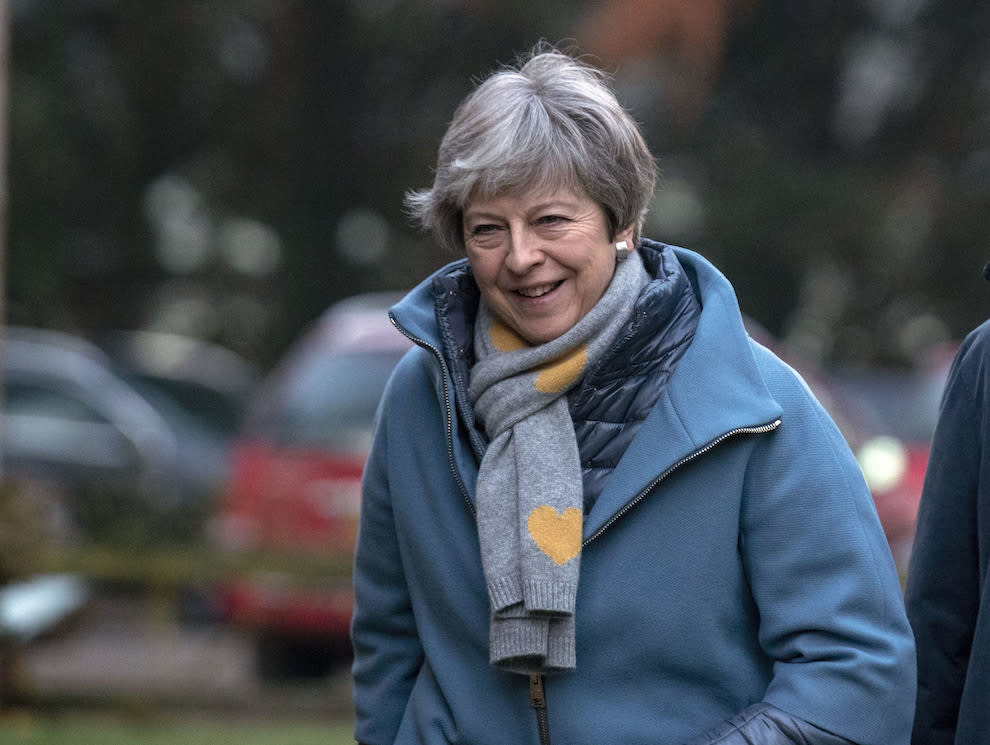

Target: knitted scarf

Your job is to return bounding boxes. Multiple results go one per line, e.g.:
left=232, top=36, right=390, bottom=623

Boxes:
left=469, top=251, right=649, bottom=673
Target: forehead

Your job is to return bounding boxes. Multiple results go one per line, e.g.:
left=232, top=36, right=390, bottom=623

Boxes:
left=464, top=184, right=592, bottom=215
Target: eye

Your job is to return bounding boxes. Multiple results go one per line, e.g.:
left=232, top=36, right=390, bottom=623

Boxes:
left=534, top=214, right=572, bottom=234
left=466, top=223, right=504, bottom=248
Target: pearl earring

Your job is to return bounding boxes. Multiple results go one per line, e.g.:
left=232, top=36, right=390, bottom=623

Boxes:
left=615, top=241, right=631, bottom=262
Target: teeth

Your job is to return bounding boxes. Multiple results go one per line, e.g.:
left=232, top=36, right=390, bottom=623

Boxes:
left=517, top=282, right=558, bottom=298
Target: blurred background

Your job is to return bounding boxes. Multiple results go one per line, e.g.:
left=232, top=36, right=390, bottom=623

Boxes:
left=1, top=0, right=989, bottom=741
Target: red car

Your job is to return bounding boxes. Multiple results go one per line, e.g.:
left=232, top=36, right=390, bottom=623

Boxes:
left=209, top=292, right=411, bottom=679
left=830, top=343, right=956, bottom=574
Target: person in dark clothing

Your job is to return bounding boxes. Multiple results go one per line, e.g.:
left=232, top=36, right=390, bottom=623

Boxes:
left=906, top=295, right=990, bottom=745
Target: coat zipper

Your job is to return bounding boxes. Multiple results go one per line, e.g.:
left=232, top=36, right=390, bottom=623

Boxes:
left=529, top=673, right=551, bottom=745
left=393, top=317, right=550, bottom=745
left=584, top=419, right=782, bottom=546
left=389, top=315, right=476, bottom=517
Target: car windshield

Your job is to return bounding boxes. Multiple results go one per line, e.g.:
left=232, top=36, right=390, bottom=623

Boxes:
left=126, top=375, right=245, bottom=438
left=251, top=348, right=406, bottom=451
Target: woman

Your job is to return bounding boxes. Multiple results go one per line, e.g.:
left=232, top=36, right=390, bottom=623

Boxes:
left=906, top=311, right=990, bottom=745
left=351, top=46, right=915, bottom=745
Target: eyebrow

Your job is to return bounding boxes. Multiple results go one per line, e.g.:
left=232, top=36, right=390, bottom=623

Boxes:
left=463, top=199, right=582, bottom=222
left=462, top=209, right=502, bottom=223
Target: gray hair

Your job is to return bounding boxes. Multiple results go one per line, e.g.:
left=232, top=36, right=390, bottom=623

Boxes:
left=405, top=45, right=657, bottom=253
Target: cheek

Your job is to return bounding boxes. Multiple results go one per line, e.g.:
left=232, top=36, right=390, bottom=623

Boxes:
left=466, top=253, right=496, bottom=287
left=468, top=258, right=508, bottom=309
left=588, top=256, right=615, bottom=295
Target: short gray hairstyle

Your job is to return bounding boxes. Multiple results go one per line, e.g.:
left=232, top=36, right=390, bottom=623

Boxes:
left=405, top=45, right=658, bottom=253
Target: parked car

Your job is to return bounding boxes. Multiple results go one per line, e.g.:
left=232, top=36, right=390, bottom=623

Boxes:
left=98, top=329, right=259, bottom=515
left=831, top=344, right=956, bottom=572
left=209, top=292, right=412, bottom=679
left=99, top=329, right=258, bottom=441
left=743, top=319, right=945, bottom=575
left=1, top=327, right=234, bottom=545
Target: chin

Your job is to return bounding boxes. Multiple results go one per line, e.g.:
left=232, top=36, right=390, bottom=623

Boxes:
left=522, top=326, right=569, bottom=345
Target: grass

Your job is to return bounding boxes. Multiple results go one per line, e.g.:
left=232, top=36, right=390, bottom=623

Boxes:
left=0, top=712, right=356, bottom=745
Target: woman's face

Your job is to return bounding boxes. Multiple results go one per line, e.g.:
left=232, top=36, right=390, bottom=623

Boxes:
left=463, top=186, right=633, bottom=346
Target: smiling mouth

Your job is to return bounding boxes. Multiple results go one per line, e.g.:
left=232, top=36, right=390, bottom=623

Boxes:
left=515, top=281, right=563, bottom=298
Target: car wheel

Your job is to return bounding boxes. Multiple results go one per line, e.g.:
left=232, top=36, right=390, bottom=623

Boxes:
left=255, top=632, right=351, bottom=682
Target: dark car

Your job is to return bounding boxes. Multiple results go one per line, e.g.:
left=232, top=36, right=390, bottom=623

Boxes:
left=2, top=327, right=181, bottom=544
left=98, top=329, right=258, bottom=440
left=98, top=329, right=260, bottom=515
left=2, top=326, right=244, bottom=545
left=209, top=292, right=412, bottom=679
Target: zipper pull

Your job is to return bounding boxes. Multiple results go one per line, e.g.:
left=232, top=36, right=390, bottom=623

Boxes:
left=529, top=673, right=546, bottom=710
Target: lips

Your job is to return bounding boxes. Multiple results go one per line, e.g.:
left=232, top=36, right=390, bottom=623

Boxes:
left=515, top=280, right=563, bottom=298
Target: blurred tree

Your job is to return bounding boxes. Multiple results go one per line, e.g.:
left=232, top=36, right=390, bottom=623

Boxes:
left=579, top=0, right=990, bottom=366
left=6, top=0, right=579, bottom=365
left=5, top=0, right=989, bottom=369
left=0, top=0, right=9, bottom=488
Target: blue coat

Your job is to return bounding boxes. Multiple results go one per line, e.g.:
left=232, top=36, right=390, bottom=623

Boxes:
left=906, top=319, right=990, bottom=744
left=351, top=243, right=915, bottom=745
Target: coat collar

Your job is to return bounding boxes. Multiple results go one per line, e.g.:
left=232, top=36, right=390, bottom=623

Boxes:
left=389, top=242, right=783, bottom=537
left=583, top=244, right=782, bottom=539
left=389, top=258, right=473, bottom=351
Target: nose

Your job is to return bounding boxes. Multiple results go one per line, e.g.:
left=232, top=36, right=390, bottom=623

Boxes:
left=504, top=226, right=544, bottom=274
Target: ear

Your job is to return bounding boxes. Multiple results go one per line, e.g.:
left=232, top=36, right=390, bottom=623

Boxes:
left=615, top=225, right=636, bottom=250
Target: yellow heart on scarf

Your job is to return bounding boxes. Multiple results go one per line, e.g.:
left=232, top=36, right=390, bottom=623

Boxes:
left=490, top=319, right=528, bottom=352
left=535, top=346, right=587, bottom=393
left=528, top=505, right=583, bottom=566
left=488, top=318, right=587, bottom=394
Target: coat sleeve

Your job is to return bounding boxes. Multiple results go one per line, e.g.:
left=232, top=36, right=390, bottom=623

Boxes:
left=734, top=351, right=916, bottom=745
left=905, top=329, right=986, bottom=745
left=351, top=366, right=425, bottom=745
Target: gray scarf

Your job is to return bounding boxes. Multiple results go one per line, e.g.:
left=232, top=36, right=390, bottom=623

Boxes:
left=469, top=252, right=649, bottom=673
